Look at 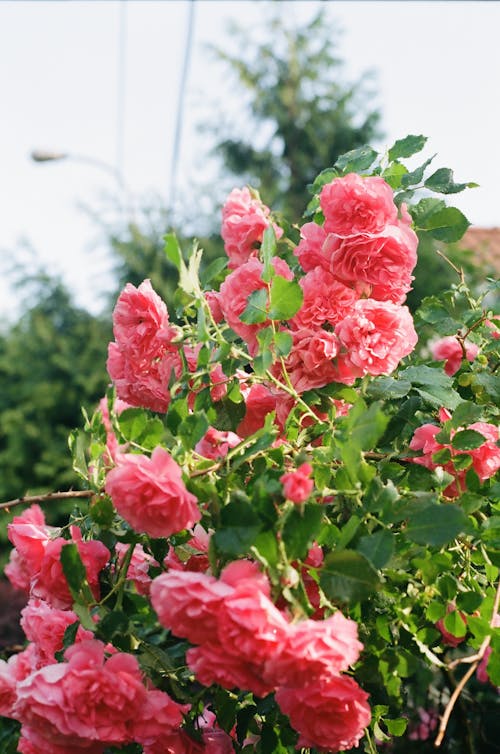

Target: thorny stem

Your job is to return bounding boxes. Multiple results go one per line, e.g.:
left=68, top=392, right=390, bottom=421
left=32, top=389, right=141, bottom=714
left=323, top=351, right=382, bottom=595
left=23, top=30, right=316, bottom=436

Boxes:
left=0, top=490, right=94, bottom=512
left=435, top=579, right=500, bottom=747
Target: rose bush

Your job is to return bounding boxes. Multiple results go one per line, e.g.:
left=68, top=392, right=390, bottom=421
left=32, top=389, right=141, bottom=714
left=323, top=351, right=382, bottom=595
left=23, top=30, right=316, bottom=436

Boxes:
left=1, top=135, right=499, bottom=754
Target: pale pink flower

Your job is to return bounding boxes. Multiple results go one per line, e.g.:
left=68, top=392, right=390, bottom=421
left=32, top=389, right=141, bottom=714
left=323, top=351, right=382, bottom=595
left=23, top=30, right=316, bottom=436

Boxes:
left=336, top=299, right=418, bottom=378
left=105, top=447, right=200, bottom=538
left=431, top=336, right=479, bottom=376
left=326, top=221, right=418, bottom=304
left=276, top=674, right=371, bottom=752
left=195, top=427, right=241, bottom=460
left=320, top=173, right=397, bottom=237
left=151, top=570, right=232, bottom=644
left=221, top=187, right=282, bottom=269
left=280, top=462, right=314, bottom=503
left=218, top=257, right=293, bottom=354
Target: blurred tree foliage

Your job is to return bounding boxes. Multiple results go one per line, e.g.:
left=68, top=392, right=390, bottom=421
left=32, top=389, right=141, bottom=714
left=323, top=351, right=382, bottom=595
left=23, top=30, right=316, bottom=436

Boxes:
left=0, top=275, right=110, bottom=562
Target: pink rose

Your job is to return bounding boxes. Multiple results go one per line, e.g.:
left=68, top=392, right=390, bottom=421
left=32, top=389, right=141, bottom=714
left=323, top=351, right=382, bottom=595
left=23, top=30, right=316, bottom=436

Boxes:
left=220, top=559, right=271, bottom=595
left=205, top=290, right=224, bottom=323
left=236, top=383, right=278, bottom=438
left=218, top=257, right=293, bottom=354
left=294, top=222, right=330, bottom=272
left=195, top=426, right=241, bottom=460
left=436, top=605, right=467, bottom=647
left=115, top=542, right=158, bottom=596
left=336, top=299, right=418, bottom=378
left=276, top=674, right=371, bottom=752
left=186, top=643, right=274, bottom=698
left=112, top=280, right=176, bottom=358
left=279, top=327, right=346, bottom=393
left=20, top=599, right=93, bottom=664
left=14, top=640, right=148, bottom=746
left=431, top=336, right=479, bottom=376
left=151, top=570, right=232, bottom=644
left=7, top=504, right=56, bottom=583
left=280, top=462, right=314, bottom=503
left=132, top=689, right=190, bottom=748
left=221, top=187, right=282, bottom=269
left=468, top=422, right=500, bottom=480
left=105, top=447, right=200, bottom=538
left=291, top=268, right=359, bottom=330
left=18, top=726, right=105, bottom=754
left=326, top=221, right=418, bottom=304
left=31, top=530, right=110, bottom=610
left=320, top=173, right=397, bottom=237
left=266, top=611, right=363, bottom=687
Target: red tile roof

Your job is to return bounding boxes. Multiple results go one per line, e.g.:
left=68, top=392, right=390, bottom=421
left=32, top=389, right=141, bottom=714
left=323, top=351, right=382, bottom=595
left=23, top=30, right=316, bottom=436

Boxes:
left=461, top=227, right=500, bottom=273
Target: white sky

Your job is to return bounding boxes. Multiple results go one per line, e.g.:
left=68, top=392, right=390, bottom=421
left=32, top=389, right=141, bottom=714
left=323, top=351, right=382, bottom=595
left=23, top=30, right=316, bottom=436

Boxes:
left=1, top=1, right=499, bottom=322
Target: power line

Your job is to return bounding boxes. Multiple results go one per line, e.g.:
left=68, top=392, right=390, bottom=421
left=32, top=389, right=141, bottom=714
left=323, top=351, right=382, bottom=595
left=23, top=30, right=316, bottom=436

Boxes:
left=169, top=0, right=196, bottom=215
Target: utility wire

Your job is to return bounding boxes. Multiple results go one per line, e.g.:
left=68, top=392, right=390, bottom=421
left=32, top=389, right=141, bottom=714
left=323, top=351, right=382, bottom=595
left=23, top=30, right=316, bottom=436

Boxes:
left=169, top=0, right=196, bottom=215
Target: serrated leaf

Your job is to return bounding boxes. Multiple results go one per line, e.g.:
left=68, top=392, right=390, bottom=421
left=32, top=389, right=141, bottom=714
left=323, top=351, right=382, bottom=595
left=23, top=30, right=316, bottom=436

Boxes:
left=213, top=500, right=262, bottom=556
left=366, top=377, right=411, bottom=400
left=419, top=206, right=470, bottom=243
left=309, top=167, right=338, bottom=195
left=450, top=401, right=485, bottom=428
left=268, top=277, right=303, bottom=320
left=388, top=134, right=427, bottom=161
left=425, top=167, right=478, bottom=194
left=382, top=162, right=408, bottom=189
left=401, top=155, right=435, bottom=189
left=451, top=428, right=487, bottom=451
left=199, top=257, right=227, bottom=287
left=334, top=146, right=378, bottom=173
left=60, top=543, right=87, bottom=601
left=320, top=550, right=381, bottom=603
left=406, top=504, right=468, bottom=546
left=274, top=330, right=293, bottom=357
left=240, top=288, right=268, bottom=325
left=178, top=412, right=209, bottom=449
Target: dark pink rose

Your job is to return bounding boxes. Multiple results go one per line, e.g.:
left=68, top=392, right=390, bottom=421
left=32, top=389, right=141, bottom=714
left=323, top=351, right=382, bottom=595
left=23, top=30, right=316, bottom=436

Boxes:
left=132, top=689, right=190, bottom=748
left=151, top=570, right=232, bottom=644
left=336, top=299, right=418, bottom=378
left=105, top=447, right=200, bottom=538
left=279, top=327, right=349, bottom=392
left=280, top=462, right=314, bottom=503
left=431, top=336, right=479, bottom=376
left=236, top=383, right=278, bottom=438
left=221, top=187, right=282, bottom=269
left=276, top=674, right=370, bottom=752
left=18, top=726, right=105, bottom=754
left=326, top=221, right=418, bottom=304
left=112, top=279, right=176, bottom=358
left=7, top=505, right=56, bottom=586
left=320, top=173, right=397, bottom=237
left=468, top=422, right=500, bottom=480
left=20, top=599, right=93, bottom=664
left=436, top=604, right=467, bottom=647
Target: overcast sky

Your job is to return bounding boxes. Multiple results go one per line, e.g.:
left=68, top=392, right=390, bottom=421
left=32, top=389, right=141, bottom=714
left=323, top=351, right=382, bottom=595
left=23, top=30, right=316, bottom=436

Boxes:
left=1, top=1, right=499, bottom=321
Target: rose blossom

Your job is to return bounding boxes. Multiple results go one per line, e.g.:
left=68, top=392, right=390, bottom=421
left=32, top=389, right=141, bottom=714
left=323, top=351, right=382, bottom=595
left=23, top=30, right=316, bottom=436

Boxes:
left=265, top=611, right=363, bottom=687
left=335, top=299, right=418, bottom=378
left=276, top=674, right=371, bottom=752
left=195, top=427, right=241, bottom=460
left=468, top=422, right=500, bottom=480
left=320, top=173, right=397, bottom=237
left=105, top=447, right=200, bottom=538
left=294, top=222, right=330, bottom=272
left=436, top=605, right=467, bottom=647
left=236, top=383, right=278, bottom=437
left=18, top=726, right=106, bottom=754
left=326, top=221, right=418, bottom=304
left=291, top=268, right=359, bottom=330
left=280, top=462, right=314, bottom=503
left=20, top=598, right=93, bottom=664
left=221, top=187, right=282, bottom=269
left=280, top=327, right=346, bottom=392
left=112, top=279, right=176, bottom=358
left=7, top=504, right=56, bottom=589
left=14, top=640, right=149, bottom=746
left=151, top=570, right=233, bottom=644
left=218, top=256, right=293, bottom=354
left=431, top=336, right=479, bottom=376
left=187, top=642, right=275, bottom=698
left=132, top=689, right=190, bottom=749
left=115, top=542, right=158, bottom=596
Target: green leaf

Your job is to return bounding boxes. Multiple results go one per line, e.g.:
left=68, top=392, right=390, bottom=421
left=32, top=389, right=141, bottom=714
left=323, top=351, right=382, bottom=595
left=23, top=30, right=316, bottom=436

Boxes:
left=450, top=401, right=484, bottom=428
left=309, top=167, right=338, bottom=195
left=451, top=428, right=487, bottom=451
left=409, top=197, right=446, bottom=226
left=239, top=288, right=268, bottom=325
left=350, top=401, right=389, bottom=451
left=320, top=550, right=381, bottom=603
left=273, top=330, right=293, bottom=357
left=456, top=591, right=482, bottom=613
left=261, top=226, right=276, bottom=283
left=401, top=155, right=435, bottom=189
left=89, top=496, right=115, bottom=527
left=406, top=504, right=468, bottom=546
left=425, top=167, right=478, bottom=194
left=252, top=530, right=279, bottom=569
left=118, top=408, right=148, bottom=442
left=382, top=162, right=408, bottom=190
left=213, top=500, right=262, bottom=556
left=474, top=372, right=500, bottom=403
left=282, top=503, right=323, bottom=560
left=334, top=146, right=378, bottom=173
left=357, top=530, right=395, bottom=569
left=268, top=277, right=303, bottom=320
left=366, top=377, right=411, bottom=401
left=60, top=543, right=87, bottom=601
left=199, top=257, right=227, bottom=287
left=419, top=206, right=470, bottom=243
left=385, top=718, right=408, bottom=737
left=400, top=365, right=462, bottom=409
left=443, top=610, right=467, bottom=638
left=178, top=412, right=209, bottom=450
left=388, top=134, right=427, bottom=161
left=164, top=233, right=182, bottom=271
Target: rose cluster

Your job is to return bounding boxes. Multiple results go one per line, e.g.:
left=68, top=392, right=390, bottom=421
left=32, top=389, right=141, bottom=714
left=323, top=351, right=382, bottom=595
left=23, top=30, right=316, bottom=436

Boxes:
left=409, top=407, right=500, bottom=497
left=151, top=559, right=370, bottom=752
